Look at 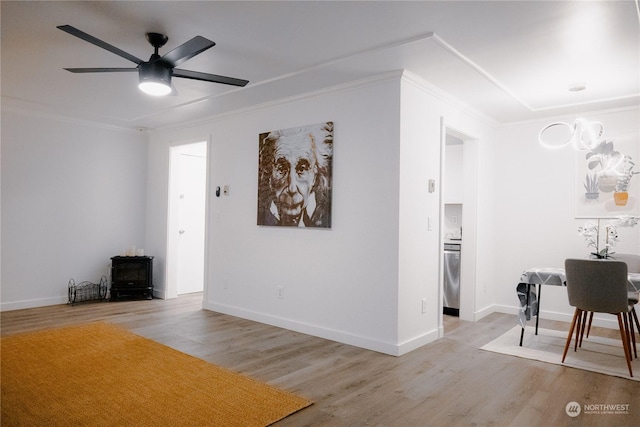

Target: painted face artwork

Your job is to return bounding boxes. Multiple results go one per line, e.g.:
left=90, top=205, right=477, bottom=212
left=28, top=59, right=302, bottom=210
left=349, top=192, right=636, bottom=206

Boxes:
left=257, top=122, right=333, bottom=228
left=271, top=131, right=318, bottom=223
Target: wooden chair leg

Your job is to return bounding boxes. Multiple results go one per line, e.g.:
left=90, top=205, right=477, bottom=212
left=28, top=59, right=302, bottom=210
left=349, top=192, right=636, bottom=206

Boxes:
left=629, top=311, right=637, bottom=358
left=618, top=313, right=633, bottom=377
left=563, top=308, right=580, bottom=363
left=586, top=312, right=594, bottom=338
left=575, top=310, right=584, bottom=351
left=632, top=307, right=640, bottom=333
left=579, top=311, right=590, bottom=347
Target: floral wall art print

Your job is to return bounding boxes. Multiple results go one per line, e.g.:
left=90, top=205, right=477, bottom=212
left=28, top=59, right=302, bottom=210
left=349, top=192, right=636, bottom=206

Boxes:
left=576, top=133, right=639, bottom=218
left=257, top=122, right=333, bottom=228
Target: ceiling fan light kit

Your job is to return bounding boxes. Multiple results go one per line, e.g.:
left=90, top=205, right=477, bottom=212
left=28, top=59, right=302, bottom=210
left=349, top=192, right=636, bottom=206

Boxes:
left=138, top=62, right=172, bottom=96
left=137, top=32, right=172, bottom=96
left=57, top=25, right=248, bottom=97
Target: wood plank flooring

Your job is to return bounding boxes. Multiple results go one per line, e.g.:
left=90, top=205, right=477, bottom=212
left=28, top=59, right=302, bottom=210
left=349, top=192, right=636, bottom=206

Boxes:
left=2, top=294, right=639, bottom=426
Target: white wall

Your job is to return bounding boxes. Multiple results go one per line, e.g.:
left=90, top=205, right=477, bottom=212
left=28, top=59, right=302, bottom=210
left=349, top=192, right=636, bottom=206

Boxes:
left=1, top=107, right=148, bottom=310
left=397, top=78, right=443, bottom=349
left=214, top=79, right=406, bottom=352
left=486, top=107, right=640, bottom=328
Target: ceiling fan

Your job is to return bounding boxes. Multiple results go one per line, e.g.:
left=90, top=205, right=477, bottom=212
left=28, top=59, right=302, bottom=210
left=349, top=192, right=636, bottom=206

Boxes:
left=57, top=25, right=249, bottom=96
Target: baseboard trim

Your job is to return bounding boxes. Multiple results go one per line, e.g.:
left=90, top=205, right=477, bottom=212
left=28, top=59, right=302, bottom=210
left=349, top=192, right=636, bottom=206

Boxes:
left=203, top=301, right=439, bottom=356
left=1, top=296, right=68, bottom=312
left=474, top=304, right=495, bottom=321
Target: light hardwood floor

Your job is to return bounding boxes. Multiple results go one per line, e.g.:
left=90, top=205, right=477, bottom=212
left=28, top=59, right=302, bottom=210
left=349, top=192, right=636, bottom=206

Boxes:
left=2, top=294, right=639, bottom=426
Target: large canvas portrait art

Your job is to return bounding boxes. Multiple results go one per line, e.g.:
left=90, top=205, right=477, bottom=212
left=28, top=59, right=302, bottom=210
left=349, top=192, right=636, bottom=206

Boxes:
left=257, top=122, right=333, bottom=228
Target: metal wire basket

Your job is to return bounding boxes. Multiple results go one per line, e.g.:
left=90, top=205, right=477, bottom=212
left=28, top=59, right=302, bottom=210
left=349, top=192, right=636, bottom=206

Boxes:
left=68, top=275, right=108, bottom=305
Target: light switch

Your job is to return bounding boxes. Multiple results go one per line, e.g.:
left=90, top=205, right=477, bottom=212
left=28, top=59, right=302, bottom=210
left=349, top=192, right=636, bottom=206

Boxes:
left=428, top=179, right=436, bottom=193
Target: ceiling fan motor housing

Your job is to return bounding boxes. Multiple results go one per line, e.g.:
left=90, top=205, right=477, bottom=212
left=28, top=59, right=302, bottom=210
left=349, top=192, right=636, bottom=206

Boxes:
left=139, top=60, right=172, bottom=86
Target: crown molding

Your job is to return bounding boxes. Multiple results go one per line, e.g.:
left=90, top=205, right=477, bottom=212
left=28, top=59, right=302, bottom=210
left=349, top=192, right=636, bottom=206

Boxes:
left=401, top=70, right=498, bottom=128
left=150, top=71, right=404, bottom=134
left=1, top=96, right=142, bottom=135
left=498, top=104, right=640, bottom=130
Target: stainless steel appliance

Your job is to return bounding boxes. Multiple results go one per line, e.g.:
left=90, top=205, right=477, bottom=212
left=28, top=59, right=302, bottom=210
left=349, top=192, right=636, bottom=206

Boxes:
left=443, top=243, right=461, bottom=316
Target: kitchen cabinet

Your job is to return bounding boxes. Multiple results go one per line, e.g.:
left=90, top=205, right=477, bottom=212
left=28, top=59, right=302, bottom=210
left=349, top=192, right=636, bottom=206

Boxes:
left=444, top=143, right=464, bottom=203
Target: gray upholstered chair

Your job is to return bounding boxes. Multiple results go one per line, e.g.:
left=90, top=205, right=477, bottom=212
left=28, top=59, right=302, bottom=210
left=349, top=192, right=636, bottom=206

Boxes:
left=562, top=258, right=633, bottom=377
left=584, top=254, right=640, bottom=354
left=612, top=253, right=640, bottom=336
left=612, top=253, right=640, bottom=274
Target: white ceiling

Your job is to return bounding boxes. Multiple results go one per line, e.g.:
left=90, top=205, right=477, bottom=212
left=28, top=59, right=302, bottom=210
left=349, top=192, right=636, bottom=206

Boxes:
left=2, top=1, right=639, bottom=131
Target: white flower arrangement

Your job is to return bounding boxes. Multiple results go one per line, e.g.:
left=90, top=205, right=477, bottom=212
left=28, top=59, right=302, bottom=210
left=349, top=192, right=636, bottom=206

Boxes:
left=577, top=216, right=638, bottom=259
left=610, top=215, right=639, bottom=228
left=577, top=220, right=599, bottom=252
left=578, top=220, right=612, bottom=258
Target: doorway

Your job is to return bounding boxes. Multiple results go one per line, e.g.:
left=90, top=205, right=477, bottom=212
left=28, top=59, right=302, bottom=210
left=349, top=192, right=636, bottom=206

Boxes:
left=167, top=141, right=207, bottom=297
left=440, top=122, right=478, bottom=331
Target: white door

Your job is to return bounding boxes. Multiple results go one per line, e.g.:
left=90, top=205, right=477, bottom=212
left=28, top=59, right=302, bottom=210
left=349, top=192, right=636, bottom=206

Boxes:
left=175, top=143, right=207, bottom=294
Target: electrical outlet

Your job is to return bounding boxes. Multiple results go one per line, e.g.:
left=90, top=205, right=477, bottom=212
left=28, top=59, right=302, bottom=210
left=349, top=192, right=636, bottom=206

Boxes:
left=452, top=215, right=458, bottom=225
left=277, top=286, right=284, bottom=299
left=421, top=298, right=427, bottom=314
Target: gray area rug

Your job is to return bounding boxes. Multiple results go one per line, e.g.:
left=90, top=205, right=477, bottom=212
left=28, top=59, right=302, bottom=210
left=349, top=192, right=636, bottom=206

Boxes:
left=480, top=325, right=637, bottom=381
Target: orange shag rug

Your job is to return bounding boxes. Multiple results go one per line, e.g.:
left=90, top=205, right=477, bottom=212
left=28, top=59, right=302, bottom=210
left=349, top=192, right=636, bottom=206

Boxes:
left=1, top=322, right=312, bottom=426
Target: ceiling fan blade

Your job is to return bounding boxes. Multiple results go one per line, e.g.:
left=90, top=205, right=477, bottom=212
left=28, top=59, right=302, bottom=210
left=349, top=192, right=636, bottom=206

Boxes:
left=161, top=36, right=216, bottom=67
left=173, top=69, right=249, bottom=87
left=63, top=67, right=138, bottom=73
left=57, top=25, right=143, bottom=65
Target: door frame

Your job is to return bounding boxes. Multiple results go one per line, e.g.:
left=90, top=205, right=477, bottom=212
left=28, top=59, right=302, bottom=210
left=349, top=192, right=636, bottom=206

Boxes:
left=165, top=139, right=210, bottom=300
left=439, top=119, right=479, bottom=327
